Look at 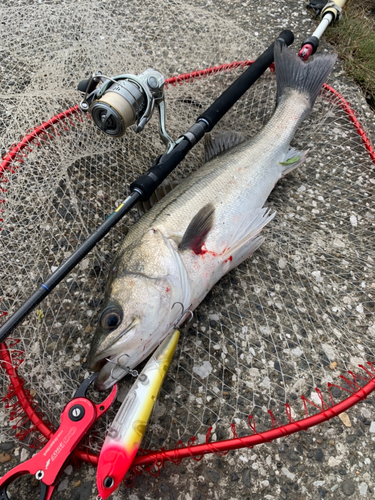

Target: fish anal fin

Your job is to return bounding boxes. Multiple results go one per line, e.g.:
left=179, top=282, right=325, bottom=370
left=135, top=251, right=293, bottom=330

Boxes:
left=179, top=203, right=215, bottom=254
left=222, top=208, right=275, bottom=270
left=224, top=236, right=265, bottom=272
left=279, top=147, right=308, bottom=176
left=204, top=130, right=245, bottom=162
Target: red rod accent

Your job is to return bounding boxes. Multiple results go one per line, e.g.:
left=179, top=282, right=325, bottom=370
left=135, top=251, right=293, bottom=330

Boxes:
left=132, top=376, right=375, bottom=468
left=298, top=44, right=314, bottom=62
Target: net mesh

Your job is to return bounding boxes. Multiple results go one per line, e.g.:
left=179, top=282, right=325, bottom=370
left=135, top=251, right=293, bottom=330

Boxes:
left=0, top=0, right=375, bottom=482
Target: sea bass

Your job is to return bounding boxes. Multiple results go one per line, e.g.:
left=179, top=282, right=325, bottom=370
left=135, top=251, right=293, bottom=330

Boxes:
left=88, top=41, right=336, bottom=390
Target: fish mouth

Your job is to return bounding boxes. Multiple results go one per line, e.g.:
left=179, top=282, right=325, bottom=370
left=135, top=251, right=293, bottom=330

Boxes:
left=88, top=318, right=140, bottom=371
left=95, top=353, right=134, bottom=390
left=89, top=318, right=145, bottom=390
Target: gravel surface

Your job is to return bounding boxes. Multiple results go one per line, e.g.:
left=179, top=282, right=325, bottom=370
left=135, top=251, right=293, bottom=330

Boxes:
left=0, top=0, right=374, bottom=499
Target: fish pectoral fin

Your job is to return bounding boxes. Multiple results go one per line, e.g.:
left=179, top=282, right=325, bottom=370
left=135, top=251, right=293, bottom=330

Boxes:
left=136, top=178, right=179, bottom=217
left=179, top=203, right=215, bottom=253
left=279, top=148, right=308, bottom=176
left=204, top=130, right=245, bottom=162
left=221, top=207, right=276, bottom=270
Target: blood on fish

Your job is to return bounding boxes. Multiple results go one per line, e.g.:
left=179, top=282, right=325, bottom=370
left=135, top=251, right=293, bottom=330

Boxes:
left=190, top=238, right=207, bottom=255
left=193, top=244, right=217, bottom=257
left=224, top=256, right=233, bottom=263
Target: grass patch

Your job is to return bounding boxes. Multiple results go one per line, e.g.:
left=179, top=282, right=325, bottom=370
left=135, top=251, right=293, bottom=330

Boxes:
left=323, top=0, right=375, bottom=109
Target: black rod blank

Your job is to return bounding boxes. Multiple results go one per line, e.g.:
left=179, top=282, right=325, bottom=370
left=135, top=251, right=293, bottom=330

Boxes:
left=0, top=192, right=140, bottom=344
left=0, top=30, right=294, bottom=344
left=198, top=29, right=294, bottom=130
left=131, top=30, right=294, bottom=200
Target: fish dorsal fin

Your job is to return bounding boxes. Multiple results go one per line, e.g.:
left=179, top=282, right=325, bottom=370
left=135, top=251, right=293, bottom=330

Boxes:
left=136, top=178, right=179, bottom=217
left=179, top=203, right=215, bottom=254
left=204, top=130, right=245, bottom=162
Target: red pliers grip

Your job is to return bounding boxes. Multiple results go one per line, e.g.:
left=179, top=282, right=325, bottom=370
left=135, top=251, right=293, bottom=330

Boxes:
left=0, top=373, right=117, bottom=500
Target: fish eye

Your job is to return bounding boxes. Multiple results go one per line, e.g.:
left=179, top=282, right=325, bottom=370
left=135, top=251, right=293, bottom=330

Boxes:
left=100, top=308, right=122, bottom=330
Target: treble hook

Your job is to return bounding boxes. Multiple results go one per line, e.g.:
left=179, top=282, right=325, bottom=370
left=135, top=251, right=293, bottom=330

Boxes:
left=106, top=357, right=138, bottom=379
left=172, top=301, right=194, bottom=327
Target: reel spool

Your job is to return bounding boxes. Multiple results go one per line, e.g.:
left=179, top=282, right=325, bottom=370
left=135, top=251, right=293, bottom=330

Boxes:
left=78, top=68, right=175, bottom=151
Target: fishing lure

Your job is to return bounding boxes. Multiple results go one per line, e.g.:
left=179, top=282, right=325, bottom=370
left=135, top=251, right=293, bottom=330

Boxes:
left=96, top=329, right=180, bottom=499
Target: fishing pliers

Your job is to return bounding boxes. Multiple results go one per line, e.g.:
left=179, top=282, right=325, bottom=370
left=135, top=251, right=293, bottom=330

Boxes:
left=0, top=373, right=117, bottom=500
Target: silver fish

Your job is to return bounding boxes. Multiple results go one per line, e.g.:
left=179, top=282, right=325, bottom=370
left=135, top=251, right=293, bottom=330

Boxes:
left=88, top=41, right=336, bottom=390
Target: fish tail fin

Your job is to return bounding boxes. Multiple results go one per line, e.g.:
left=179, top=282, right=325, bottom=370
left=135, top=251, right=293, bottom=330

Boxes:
left=275, top=39, right=337, bottom=108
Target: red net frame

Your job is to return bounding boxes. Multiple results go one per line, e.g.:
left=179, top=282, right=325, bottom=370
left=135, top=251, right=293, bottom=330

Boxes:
left=1, top=60, right=375, bottom=474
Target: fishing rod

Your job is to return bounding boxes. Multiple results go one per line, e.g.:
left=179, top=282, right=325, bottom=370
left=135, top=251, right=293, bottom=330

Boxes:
left=0, top=29, right=294, bottom=345
left=299, top=0, right=346, bottom=60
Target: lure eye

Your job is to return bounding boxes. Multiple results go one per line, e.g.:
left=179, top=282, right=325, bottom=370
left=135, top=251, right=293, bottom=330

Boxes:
left=100, top=308, right=122, bottom=330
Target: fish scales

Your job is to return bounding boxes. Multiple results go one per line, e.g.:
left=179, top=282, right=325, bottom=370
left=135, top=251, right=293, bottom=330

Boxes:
left=88, top=41, right=337, bottom=390
left=119, top=92, right=308, bottom=249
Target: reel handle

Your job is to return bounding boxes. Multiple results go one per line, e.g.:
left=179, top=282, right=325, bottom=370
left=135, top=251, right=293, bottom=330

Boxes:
left=77, top=77, right=98, bottom=94
left=0, top=30, right=294, bottom=344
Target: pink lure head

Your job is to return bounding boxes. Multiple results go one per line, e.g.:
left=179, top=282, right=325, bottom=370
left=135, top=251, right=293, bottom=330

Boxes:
left=97, top=443, right=137, bottom=499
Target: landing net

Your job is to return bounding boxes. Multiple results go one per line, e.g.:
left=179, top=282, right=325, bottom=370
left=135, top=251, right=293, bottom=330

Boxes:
left=0, top=0, right=374, bottom=491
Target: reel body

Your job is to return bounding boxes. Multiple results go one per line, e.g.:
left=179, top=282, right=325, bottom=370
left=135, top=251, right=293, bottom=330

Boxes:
left=78, top=68, right=175, bottom=151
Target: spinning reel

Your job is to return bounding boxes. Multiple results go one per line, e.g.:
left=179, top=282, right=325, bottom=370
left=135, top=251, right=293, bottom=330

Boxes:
left=78, top=68, right=175, bottom=152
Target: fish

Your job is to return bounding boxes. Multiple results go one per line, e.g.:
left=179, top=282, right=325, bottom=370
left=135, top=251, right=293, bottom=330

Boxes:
left=87, top=40, right=337, bottom=391
left=96, top=330, right=180, bottom=499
